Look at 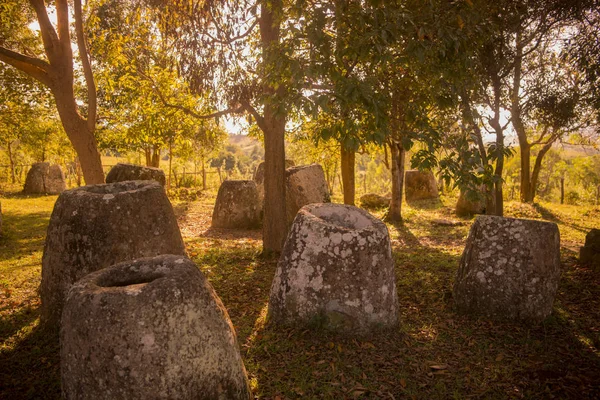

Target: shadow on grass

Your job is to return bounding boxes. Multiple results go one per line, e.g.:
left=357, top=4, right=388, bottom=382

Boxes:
left=533, top=203, right=589, bottom=235
left=0, top=324, right=61, bottom=400
left=0, top=211, right=50, bottom=262
left=406, top=197, right=444, bottom=210
left=200, top=226, right=263, bottom=241
left=0, top=305, right=39, bottom=343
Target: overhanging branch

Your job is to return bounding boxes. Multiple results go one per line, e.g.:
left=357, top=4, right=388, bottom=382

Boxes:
left=0, top=46, right=52, bottom=87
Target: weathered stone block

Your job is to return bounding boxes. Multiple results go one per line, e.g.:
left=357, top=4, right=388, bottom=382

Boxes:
left=456, top=189, right=486, bottom=216
left=404, top=170, right=438, bottom=202
left=106, top=163, right=166, bottom=186
left=253, top=159, right=295, bottom=204
left=453, top=215, right=561, bottom=322
left=61, top=255, right=250, bottom=400
left=360, top=193, right=390, bottom=210
left=23, top=162, right=66, bottom=194
left=285, top=164, right=330, bottom=225
left=40, top=181, right=185, bottom=330
left=269, top=203, right=398, bottom=333
left=212, top=180, right=261, bottom=229
left=580, top=228, right=600, bottom=267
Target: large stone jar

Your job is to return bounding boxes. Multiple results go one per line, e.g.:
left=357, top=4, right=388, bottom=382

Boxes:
left=23, top=162, right=66, bottom=194
left=212, top=180, right=261, bottom=229
left=269, top=203, right=398, bottom=333
left=580, top=228, right=600, bottom=268
left=61, top=255, right=250, bottom=400
left=106, top=163, right=166, bottom=186
left=404, top=169, right=438, bottom=202
left=40, top=181, right=185, bottom=330
left=285, top=164, right=330, bottom=225
left=453, top=215, right=561, bottom=322
left=253, top=159, right=295, bottom=205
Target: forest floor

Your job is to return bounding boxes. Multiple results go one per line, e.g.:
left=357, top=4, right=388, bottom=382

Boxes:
left=0, top=189, right=599, bottom=399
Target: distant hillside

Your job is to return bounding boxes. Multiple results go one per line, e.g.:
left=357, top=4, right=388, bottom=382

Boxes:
left=228, top=134, right=263, bottom=156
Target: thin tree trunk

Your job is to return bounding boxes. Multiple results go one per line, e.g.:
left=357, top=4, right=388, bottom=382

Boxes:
left=151, top=145, right=161, bottom=168
left=201, top=158, right=207, bottom=190
left=340, top=145, right=355, bottom=205
left=168, top=140, right=172, bottom=189
left=529, top=141, right=553, bottom=202
left=560, top=177, right=565, bottom=204
left=389, top=142, right=405, bottom=223
left=145, top=148, right=151, bottom=166
left=6, top=141, right=16, bottom=184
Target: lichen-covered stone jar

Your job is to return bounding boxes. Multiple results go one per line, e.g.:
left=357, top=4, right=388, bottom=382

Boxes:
left=453, top=215, right=561, bottom=322
left=106, top=163, right=166, bottom=186
left=268, top=203, right=398, bottom=333
left=40, top=181, right=185, bottom=331
left=212, top=180, right=261, bottom=229
left=61, top=255, right=250, bottom=400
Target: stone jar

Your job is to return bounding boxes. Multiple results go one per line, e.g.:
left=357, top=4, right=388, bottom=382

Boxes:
left=285, top=164, right=330, bottom=225
left=253, top=159, right=295, bottom=205
left=360, top=193, right=391, bottom=210
left=23, top=162, right=66, bottom=194
left=580, top=228, right=600, bottom=267
left=455, top=189, right=486, bottom=217
left=40, top=181, right=185, bottom=331
left=212, top=180, right=261, bottom=229
left=106, top=163, right=166, bottom=186
left=61, top=255, right=251, bottom=400
left=404, top=170, right=438, bottom=202
left=453, top=215, right=561, bottom=322
left=268, top=203, right=398, bottom=333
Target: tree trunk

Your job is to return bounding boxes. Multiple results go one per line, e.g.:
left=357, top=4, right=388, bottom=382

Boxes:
left=560, top=177, right=565, bottom=204
left=519, top=143, right=532, bottom=202
left=167, top=140, right=172, bottom=189
left=529, top=141, right=553, bottom=202
left=340, top=145, right=355, bottom=205
left=259, top=0, right=287, bottom=253
left=145, top=148, right=151, bottom=166
left=389, top=142, right=405, bottom=223
left=151, top=145, right=161, bottom=168
left=201, top=158, right=207, bottom=190
left=6, top=141, right=16, bottom=184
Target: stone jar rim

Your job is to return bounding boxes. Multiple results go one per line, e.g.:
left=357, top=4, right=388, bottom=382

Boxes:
left=113, top=162, right=163, bottom=172
left=299, top=203, right=383, bottom=233
left=67, top=180, right=161, bottom=198
left=67, top=255, right=190, bottom=295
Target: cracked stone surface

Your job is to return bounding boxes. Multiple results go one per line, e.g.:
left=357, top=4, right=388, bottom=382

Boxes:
left=453, top=215, right=561, bottom=322
left=23, top=162, right=66, bottom=194
left=404, top=170, right=438, bottom=202
left=40, top=181, right=185, bottom=331
left=268, top=203, right=398, bottom=333
left=580, top=228, right=600, bottom=268
left=106, top=163, right=166, bottom=186
left=253, top=159, right=295, bottom=205
left=285, top=164, right=331, bottom=225
left=61, top=255, right=250, bottom=400
left=212, top=180, right=261, bottom=229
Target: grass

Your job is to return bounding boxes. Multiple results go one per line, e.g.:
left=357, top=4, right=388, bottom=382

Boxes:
left=1, top=189, right=599, bottom=399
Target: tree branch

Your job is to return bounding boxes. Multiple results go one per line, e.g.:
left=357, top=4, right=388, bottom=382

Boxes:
left=28, top=0, right=60, bottom=63
left=0, top=46, right=52, bottom=87
left=240, top=99, right=267, bottom=133
left=74, top=0, right=96, bottom=132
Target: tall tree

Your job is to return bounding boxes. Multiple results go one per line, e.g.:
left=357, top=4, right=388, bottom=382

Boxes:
left=0, top=0, right=104, bottom=183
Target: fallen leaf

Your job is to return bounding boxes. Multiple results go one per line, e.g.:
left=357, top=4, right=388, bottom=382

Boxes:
left=430, top=364, right=448, bottom=370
